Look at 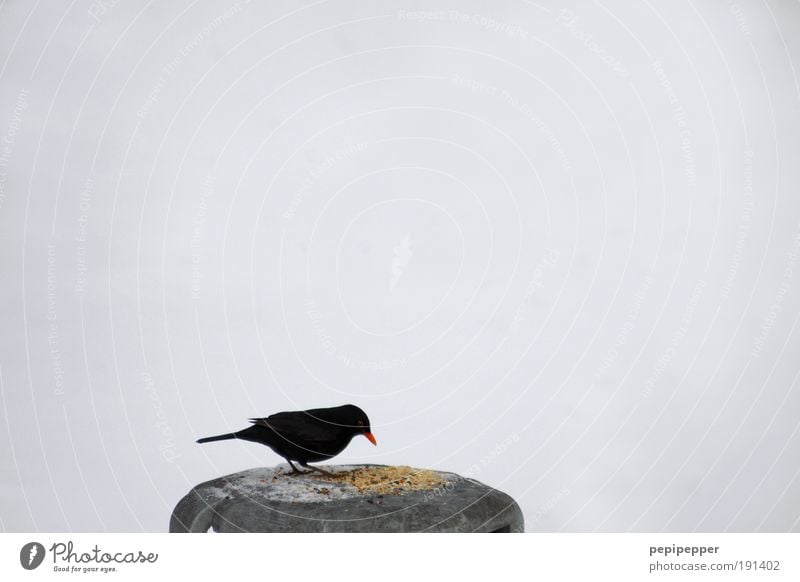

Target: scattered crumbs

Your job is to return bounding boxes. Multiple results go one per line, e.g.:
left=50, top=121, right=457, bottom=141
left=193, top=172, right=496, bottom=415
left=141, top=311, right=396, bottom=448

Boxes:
left=317, top=465, right=443, bottom=495
left=206, top=465, right=452, bottom=504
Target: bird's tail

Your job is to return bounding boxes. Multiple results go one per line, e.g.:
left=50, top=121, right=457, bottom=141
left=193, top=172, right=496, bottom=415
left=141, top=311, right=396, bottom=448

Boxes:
left=196, top=432, right=239, bottom=444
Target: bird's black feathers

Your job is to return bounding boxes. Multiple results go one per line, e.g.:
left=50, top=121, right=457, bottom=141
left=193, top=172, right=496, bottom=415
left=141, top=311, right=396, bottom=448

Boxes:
left=197, top=404, right=373, bottom=468
left=196, top=432, right=237, bottom=444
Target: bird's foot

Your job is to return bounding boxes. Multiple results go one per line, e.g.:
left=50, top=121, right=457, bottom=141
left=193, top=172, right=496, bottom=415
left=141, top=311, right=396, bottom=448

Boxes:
left=283, top=460, right=313, bottom=476
left=307, top=465, right=336, bottom=478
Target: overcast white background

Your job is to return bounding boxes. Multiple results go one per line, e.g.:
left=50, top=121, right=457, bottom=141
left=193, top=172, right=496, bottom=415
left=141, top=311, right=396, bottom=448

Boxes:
left=1, top=0, right=799, bottom=532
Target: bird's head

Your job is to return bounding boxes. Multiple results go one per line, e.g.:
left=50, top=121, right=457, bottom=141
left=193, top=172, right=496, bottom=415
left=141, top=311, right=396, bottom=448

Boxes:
left=341, top=404, right=377, bottom=446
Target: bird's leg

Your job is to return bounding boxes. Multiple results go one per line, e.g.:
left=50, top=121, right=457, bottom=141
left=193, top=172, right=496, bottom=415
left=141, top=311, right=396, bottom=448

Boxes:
left=303, top=463, right=335, bottom=477
left=285, top=459, right=309, bottom=475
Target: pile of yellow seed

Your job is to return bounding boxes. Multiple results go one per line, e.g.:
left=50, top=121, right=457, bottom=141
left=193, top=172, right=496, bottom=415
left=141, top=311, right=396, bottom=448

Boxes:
left=321, top=466, right=443, bottom=495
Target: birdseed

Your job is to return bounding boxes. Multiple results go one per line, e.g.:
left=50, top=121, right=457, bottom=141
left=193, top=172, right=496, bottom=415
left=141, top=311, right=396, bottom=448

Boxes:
left=318, top=465, right=443, bottom=495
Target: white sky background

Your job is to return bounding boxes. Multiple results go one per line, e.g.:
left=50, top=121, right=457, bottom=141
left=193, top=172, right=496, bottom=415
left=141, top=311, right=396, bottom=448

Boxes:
left=1, top=0, right=799, bottom=532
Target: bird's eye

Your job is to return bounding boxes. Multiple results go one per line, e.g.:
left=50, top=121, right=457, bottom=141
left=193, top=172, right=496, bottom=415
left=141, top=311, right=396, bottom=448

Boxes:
left=356, top=420, right=363, bottom=426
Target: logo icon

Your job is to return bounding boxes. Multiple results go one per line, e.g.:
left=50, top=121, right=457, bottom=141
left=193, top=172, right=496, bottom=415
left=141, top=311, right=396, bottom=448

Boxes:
left=20, top=542, right=45, bottom=570
left=390, top=234, right=413, bottom=291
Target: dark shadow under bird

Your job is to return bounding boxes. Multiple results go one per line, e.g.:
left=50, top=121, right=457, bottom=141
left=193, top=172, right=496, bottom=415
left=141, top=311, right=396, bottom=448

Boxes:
left=196, top=404, right=376, bottom=476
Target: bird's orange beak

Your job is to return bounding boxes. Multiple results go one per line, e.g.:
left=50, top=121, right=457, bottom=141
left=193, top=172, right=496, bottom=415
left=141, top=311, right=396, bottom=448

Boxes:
left=363, top=431, right=377, bottom=446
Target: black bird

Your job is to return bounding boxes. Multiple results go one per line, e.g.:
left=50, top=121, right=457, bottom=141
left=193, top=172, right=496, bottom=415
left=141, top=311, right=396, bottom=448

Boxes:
left=196, top=404, right=376, bottom=476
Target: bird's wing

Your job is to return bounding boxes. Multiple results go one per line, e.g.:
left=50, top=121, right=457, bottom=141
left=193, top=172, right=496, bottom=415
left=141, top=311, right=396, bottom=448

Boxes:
left=248, top=412, right=335, bottom=448
left=249, top=412, right=302, bottom=431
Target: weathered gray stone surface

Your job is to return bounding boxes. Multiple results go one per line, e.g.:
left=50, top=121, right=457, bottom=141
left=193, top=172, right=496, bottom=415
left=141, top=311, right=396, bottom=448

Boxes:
left=170, top=464, right=524, bottom=533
